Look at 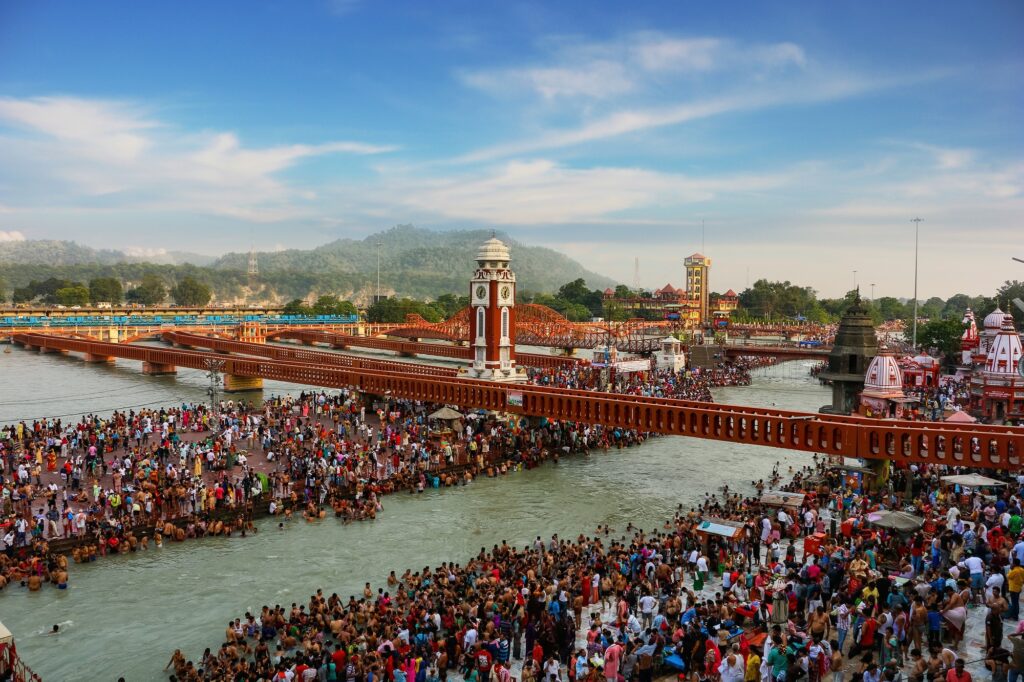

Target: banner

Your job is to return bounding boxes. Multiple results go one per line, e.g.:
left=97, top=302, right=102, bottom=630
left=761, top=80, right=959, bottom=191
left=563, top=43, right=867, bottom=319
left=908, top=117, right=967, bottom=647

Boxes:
left=507, top=391, right=523, bottom=407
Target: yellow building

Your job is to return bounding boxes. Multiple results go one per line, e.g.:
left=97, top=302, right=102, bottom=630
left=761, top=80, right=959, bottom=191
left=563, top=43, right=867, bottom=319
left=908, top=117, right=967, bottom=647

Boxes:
left=684, top=253, right=711, bottom=324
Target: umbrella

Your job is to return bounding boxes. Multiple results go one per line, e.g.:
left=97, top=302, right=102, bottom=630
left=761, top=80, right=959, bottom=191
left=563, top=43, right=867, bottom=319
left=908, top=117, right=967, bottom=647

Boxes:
left=428, top=407, right=463, bottom=421
left=866, top=510, right=924, bottom=533
left=940, top=474, right=1007, bottom=488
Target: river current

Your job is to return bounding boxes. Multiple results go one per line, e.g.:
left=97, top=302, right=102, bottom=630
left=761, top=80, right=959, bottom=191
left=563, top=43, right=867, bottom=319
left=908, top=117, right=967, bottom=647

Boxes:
left=0, top=347, right=829, bottom=680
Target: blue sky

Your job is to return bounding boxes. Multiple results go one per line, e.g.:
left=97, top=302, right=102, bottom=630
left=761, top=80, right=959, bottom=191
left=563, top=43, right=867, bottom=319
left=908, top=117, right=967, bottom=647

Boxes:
left=0, top=0, right=1021, bottom=297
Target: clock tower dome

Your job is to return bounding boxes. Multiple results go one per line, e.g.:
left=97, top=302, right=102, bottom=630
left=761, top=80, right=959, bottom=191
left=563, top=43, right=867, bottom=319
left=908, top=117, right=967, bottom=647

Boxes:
left=463, top=236, right=524, bottom=382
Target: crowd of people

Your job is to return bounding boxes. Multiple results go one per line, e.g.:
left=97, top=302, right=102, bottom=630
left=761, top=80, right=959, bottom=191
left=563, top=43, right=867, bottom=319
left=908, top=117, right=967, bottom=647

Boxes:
left=528, top=358, right=774, bottom=402
left=1, top=357, right=789, bottom=572
left=168, top=457, right=1024, bottom=682
left=0, top=377, right=659, bottom=591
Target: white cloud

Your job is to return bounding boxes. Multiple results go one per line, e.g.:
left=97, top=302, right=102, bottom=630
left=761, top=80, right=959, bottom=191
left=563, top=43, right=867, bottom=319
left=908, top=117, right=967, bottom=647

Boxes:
left=0, top=230, right=26, bottom=242
left=456, top=72, right=897, bottom=163
left=0, top=96, right=155, bottom=162
left=460, top=32, right=806, bottom=101
left=0, top=96, right=397, bottom=222
left=369, top=158, right=794, bottom=225
left=462, top=60, right=634, bottom=100
left=631, top=37, right=723, bottom=71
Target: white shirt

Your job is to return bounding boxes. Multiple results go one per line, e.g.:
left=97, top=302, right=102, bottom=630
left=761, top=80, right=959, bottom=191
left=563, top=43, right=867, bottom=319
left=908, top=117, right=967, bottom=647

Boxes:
left=717, top=657, right=744, bottom=682
left=639, top=595, right=657, bottom=614
left=962, top=555, right=984, bottom=575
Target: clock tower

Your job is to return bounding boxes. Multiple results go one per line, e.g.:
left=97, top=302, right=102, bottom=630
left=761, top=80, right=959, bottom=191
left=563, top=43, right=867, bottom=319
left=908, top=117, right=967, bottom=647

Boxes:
left=463, top=236, right=524, bottom=382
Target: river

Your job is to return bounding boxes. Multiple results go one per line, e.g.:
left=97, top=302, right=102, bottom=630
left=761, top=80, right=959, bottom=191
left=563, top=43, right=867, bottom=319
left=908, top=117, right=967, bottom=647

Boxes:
left=0, top=347, right=829, bottom=680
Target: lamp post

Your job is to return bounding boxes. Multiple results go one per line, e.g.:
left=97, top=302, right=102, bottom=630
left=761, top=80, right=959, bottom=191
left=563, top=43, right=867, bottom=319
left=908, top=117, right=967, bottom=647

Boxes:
left=910, top=218, right=924, bottom=349
left=871, top=283, right=876, bottom=302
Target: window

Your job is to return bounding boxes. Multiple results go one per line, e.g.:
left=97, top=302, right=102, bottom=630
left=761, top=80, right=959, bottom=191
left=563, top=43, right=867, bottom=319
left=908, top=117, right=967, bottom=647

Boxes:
left=501, top=308, right=509, bottom=338
left=476, top=308, right=485, bottom=340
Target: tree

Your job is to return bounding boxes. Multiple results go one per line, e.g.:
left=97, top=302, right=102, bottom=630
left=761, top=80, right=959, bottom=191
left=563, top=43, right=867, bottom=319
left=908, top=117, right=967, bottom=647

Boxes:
left=311, top=295, right=357, bottom=316
left=366, top=298, right=443, bottom=323
left=875, top=297, right=907, bottom=321
left=433, top=293, right=469, bottom=319
left=126, top=274, right=167, bottom=305
left=996, top=280, right=1024, bottom=330
left=917, top=317, right=964, bottom=363
left=603, top=300, right=629, bottom=321
left=919, top=296, right=946, bottom=321
left=53, top=285, right=90, bottom=306
left=170, top=276, right=212, bottom=306
left=88, top=277, right=123, bottom=305
left=613, top=284, right=633, bottom=298
left=282, top=299, right=312, bottom=315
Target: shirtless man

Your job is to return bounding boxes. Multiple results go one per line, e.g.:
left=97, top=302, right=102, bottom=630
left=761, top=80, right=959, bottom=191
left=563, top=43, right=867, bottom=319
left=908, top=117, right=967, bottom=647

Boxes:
left=808, top=606, right=830, bottom=642
left=910, top=596, right=928, bottom=652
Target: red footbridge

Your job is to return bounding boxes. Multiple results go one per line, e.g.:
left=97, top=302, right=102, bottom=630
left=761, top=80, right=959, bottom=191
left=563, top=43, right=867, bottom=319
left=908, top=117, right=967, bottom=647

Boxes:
left=12, top=332, right=1023, bottom=472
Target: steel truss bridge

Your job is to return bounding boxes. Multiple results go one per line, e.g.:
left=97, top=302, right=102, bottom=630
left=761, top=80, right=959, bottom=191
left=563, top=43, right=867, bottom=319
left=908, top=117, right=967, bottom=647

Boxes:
left=11, top=332, right=1023, bottom=472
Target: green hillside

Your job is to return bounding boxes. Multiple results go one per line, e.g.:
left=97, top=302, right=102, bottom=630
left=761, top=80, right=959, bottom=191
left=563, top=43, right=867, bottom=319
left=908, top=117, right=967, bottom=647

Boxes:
left=0, top=226, right=617, bottom=304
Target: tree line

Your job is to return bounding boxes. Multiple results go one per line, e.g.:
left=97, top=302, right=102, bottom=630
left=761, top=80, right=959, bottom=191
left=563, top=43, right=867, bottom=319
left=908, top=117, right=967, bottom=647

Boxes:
left=8, top=274, right=212, bottom=307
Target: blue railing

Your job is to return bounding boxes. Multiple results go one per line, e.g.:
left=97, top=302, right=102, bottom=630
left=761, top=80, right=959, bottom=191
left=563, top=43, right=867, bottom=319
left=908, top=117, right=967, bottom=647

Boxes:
left=0, top=314, right=360, bottom=328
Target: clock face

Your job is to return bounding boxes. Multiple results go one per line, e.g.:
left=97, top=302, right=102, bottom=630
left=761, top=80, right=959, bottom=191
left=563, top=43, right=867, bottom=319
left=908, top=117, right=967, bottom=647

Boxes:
left=501, top=285, right=511, bottom=301
left=475, top=285, right=487, bottom=299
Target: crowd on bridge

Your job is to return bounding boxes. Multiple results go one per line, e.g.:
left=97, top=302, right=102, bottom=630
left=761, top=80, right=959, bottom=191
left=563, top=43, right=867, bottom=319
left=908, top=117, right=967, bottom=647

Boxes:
left=165, top=454, right=1024, bottom=682
left=528, top=358, right=775, bottom=403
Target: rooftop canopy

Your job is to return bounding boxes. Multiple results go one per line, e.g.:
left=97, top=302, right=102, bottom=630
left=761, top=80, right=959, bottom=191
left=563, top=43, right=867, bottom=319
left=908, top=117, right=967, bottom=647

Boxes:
left=940, top=473, right=1008, bottom=488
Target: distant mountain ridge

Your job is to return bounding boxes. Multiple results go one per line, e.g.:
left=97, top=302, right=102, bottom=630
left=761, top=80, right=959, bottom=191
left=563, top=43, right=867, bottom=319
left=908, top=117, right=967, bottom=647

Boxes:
left=0, top=239, right=214, bottom=266
left=213, top=225, right=617, bottom=297
left=0, top=227, right=617, bottom=303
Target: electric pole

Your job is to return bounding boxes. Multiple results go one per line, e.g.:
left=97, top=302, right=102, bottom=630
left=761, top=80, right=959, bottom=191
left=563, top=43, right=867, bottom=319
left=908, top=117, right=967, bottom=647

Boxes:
left=910, top=218, right=924, bottom=349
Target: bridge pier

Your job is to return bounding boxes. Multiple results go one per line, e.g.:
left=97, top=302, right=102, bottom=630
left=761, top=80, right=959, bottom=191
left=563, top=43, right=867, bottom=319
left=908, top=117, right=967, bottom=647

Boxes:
left=39, top=346, right=68, bottom=355
left=84, top=353, right=116, bottom=363
left=142, top=361, right=177, bottom=375
left=223, top=375, right=264, bottom=392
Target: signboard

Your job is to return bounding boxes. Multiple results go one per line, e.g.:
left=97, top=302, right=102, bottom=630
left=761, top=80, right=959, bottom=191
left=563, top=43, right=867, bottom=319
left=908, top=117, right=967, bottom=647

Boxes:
left=614, top=359, right=652, bottom=373
left=507, top=391, right=523, bottom=407
left=697, top=520, right=744, bottom=539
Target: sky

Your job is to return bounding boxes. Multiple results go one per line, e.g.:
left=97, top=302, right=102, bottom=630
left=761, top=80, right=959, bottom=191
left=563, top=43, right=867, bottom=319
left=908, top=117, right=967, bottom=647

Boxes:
left=0, top=1, right=1021, bottom=299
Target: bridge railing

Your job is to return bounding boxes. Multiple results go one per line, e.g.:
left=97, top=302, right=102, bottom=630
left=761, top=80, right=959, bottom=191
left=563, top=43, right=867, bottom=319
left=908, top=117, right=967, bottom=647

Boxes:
left=11, top=332, right=1024, bottom=471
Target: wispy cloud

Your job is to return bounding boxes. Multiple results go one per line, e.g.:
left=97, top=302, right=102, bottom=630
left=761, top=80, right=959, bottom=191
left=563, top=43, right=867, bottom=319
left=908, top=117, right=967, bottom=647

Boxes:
left=0, top=96, right=396, bottom=222
left=325, top=0, right=361, bottom=17
left=456, top=72, right=912, bottom=163
left=460, top=32, right=807, bottom=101
left=0, top=230, right=26, bottom=242
left=455, top=31, right=939, bottom=163
left=343, top=158, right=796, bottom=225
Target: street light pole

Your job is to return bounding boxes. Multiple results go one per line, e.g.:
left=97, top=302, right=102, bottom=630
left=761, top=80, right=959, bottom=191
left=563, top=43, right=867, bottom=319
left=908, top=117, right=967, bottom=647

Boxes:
left=871, top=283, right=876, bottom=302
left=853, top=270, right=858, bottom=292
left=910, top=218, right=924, bottom=349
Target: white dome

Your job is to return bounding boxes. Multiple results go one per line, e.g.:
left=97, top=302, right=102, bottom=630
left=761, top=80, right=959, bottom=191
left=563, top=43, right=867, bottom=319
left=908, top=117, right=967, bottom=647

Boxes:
left=985, top=316, right=1022, bottom=375
left=983, top=306, right=1005, bottom=331
left=865, top=352, right=903, bottom=391
left=476, top=236, right=511, bottom=263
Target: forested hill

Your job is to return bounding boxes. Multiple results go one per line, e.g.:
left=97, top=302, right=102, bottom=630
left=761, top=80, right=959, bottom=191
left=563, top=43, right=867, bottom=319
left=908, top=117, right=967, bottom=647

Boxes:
left=0, top=226, right=617, bottom=303
left=0, top=239, right=213, bottom=266
left=212, top=225, right=616, bottom=298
